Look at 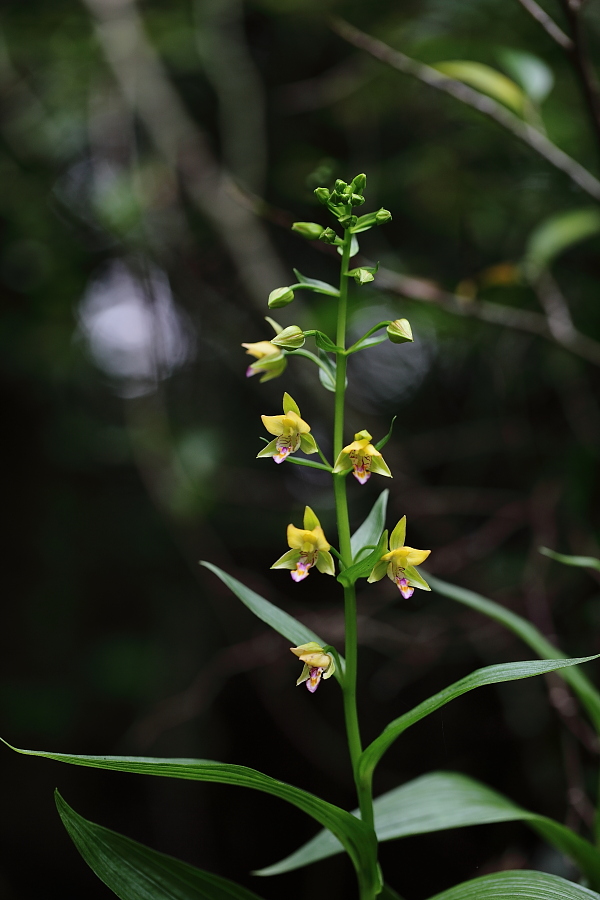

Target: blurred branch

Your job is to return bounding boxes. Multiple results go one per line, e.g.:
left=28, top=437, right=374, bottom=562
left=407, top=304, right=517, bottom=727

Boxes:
left=276, top=55, right=375, bottom=113
left=330, top=17, right=600, bottom=202
left=558, top=0, right=600, bottom=158
left=514, top=0, right=574, bottom=49
left=80, top=0, right=286, bottom=306
left=194, top=0, right=267, bottom=193
left=376, top=264, right=600, bottom=366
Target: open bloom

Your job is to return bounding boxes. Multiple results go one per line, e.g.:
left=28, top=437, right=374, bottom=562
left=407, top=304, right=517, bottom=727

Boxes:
left=368, top=516, right=431, bottom=598
left=272, top=506, right=335, bottom=582
left=290, top=642, right=336, bottom=693
left=242, top=340, right=286, bottom=383
left=333, top=430, right=392, bottom=484
left=257, top=393, right=318, bottom=464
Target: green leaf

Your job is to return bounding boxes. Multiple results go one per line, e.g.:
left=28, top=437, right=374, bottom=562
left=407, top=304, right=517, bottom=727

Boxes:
left=200, top=562, right=344, bottom=676
left=497, top=48, right=554, bottom=103
left=540, top=546, right=600, bottom=572
left=255, top=772, right=600, bottom=887
left=433, top=60, right=526, bottom=114
left=292, top=269, right=340, bottom=297
left=375, top=416, right=397, bottom=452
left=350, top=489, right=389, bottom=563
left=337, top=530, right=388, bottom=587
left=380, top=886, right=405, bottom=900
left=426, top=870, right=600, bottom=900
left=317, top=351, right=338, bottom=393
left=426, top=572, right=600, bottom=733
left=55, top=791, right=266, bottom=900
left=2, top=742, right=379, bottom=898
left=524, top=208, right=600, bottom=279
left=337, top=235, right=359, bottom=258
left=358, top=655, right=599, bottom=782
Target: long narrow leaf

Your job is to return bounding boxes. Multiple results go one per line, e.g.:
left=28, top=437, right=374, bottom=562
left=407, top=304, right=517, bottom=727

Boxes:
left=427, top=572, right=600, bottom=732
left=350, top=489, right=389, bottom=562
left=56, top=791, right=265, bottom=900
left=426, top=870, right=600, bottom=900
left=255, top=772, right=600, bottom=888
left=540, top=547, right=600, bottom=572
left=200, top=562, right=345, bottom=676
left=359, top=655, right=599, bottom=782
left=2, top=740, right=377, bottom=896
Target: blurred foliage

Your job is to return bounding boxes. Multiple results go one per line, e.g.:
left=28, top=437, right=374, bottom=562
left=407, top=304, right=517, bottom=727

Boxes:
left=1, top=0, right=600, bottom=898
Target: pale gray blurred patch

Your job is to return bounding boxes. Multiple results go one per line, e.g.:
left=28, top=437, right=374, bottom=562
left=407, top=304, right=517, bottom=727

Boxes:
left=348, top=303, right=437, bottom=411
left=78, top=258, right=195, bottom=396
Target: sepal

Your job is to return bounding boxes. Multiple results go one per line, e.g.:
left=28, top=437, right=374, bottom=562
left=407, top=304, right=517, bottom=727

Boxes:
left=292, top=222, right=324, bottom=239
left=387, top=319, right=413, bottom=344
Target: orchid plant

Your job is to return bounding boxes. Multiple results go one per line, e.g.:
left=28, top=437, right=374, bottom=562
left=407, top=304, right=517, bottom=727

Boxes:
left=4, top=175, right=600, bottom=900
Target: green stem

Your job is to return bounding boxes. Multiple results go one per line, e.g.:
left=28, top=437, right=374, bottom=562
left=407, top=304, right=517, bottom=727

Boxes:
left=346, top=321, right=391, bottom=355
left=333, top=230, right=376, bottom=840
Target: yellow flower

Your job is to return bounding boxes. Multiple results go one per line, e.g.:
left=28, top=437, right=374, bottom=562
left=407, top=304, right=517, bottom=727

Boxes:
left=257, top=393, right=318, bottom=464
left=368, top=516, right=431, bottom=598
left=272, top=506, right=335, bottom=582
left=242, top=340, right=286, bottom=383
left=290, top=642, right=336, bottom=693
left=332, top=430, right=392, bottom=484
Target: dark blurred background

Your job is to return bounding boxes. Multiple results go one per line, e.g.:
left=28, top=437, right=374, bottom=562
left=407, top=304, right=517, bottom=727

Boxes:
left=2, top=0, right=600, bottom=897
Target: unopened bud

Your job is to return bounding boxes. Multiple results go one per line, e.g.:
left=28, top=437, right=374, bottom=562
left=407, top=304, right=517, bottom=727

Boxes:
left=350, top=173, right=367, bottom=193
left=339, top=214, right=358, bottom=230
left=292, top=221, right=324, bottom=240
left=271, top=325, right=305, bottom=350
left=387, top=318, right=413, bottom=344
left=334, top=179, right=347, bottom=193
left=351, top=193, right=366, bottom=207
left=319, top=227, right=339, bottom=245
left=314, top=187, right=330, bottom=205
left=268, top=286, right=295, bottom=309
left=375, top=208, right=392, bottom=224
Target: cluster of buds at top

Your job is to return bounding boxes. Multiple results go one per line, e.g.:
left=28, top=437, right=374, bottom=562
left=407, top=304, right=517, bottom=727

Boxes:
left=368, top=516, right=431, bottom=598
left=290, top=642, right=336, bottom=693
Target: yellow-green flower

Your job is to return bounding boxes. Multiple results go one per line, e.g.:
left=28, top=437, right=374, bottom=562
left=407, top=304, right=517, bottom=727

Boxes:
left=257, top=393, right=318, bottom=464
left=272, top=506, right=335, bottom=582
left=290, top=642, right=336, bottom=693
left=368, top=516, right=431, bottom=598
left=332, top=429, right=392, bottom=485
left=242, top=339, right=286, bottom=383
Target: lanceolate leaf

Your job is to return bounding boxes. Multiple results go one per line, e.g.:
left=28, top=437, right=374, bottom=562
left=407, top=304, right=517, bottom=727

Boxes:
left=350, top=489, right=389, bottom=563
left=540, top=546, right=600, bottom=572
left=524, top=208, right=600, bottom=279
left=255, top=772, right=600, bottom=888
left=426, top=870, right=600, bottom=900
left=292, top=269, right=340, bottom=297
left=375, top=417, right=397, bottom=452
left=358, top=655, right=599, bottom=782
left=433, top=60, right=526, bottom=114
left=56, top=791, right=266, bottom=900
left=2, top=741, right=378, bottom=897
left=426, top=572, right=600, bottom=733
left=200, top=562, right=345, bottom=677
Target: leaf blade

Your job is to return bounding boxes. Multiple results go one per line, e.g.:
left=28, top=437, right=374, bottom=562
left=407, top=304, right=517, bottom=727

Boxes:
left=359, top=655, right=599, bottom=781
left=56, top=790, right=265, bottom=900
left=540, top=546, right=600, bottom=572
left=350, top=489, right=389, bottom=562
left=200, top=562, right=345, bottom=675
left=426, top=870, right=600, bottom=900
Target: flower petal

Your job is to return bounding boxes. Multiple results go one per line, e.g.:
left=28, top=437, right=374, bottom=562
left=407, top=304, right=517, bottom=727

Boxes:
left=282, top=392, right=301, bottom=416
left=261, top=415, right=285, bottom=436
left=299, top=433, right=318, bottom=455
left=367, top=559, right=389, bottom=583
left=303, top=506, right=321, bottom=531
left=389, top=516, right=407, bottom=551
left=369, top=455, right=392, bottom=478
left=271, top=549, right=301, bottom=570
left=404, top=547, right=431, bottom=566
left=316, top=550, right=335, bottom=576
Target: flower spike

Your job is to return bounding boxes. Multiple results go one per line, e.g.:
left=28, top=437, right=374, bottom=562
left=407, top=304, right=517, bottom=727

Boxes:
left=272, top=506, right=335, bottom=582
left=257, top=393, right=318, bottom=464
left=368, top=516, right=431, bottom=597
left=290, top=642, right=336, bottom=693
left=333, top=430, right=392, bottom=484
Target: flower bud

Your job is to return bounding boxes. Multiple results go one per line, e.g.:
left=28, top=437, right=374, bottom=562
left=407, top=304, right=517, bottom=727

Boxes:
left=291, top=221, right=324, bottom=240
left=350, top=173, right=367, bottom=193
left=375, top=208, right=392, bottom=224
left=387, top=318, right=413, bottom=344
left=334, top=179, right=347, bottom=193
left=314, top=187, right=330, bottom=205
left=268, top=286, right=295, bottom=309
left=350, top=193, right=366, bottom=206
left=339, top=214, right=358, bottom=230
left=318, top=227, right=339, bottom=245
left=271, top=325, right=305, bottom=350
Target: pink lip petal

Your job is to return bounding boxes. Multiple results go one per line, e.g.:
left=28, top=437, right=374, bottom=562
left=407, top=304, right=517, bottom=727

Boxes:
left=306, top=667, right=323, bottom=692
left=397, top=577, right=414, bottom=599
